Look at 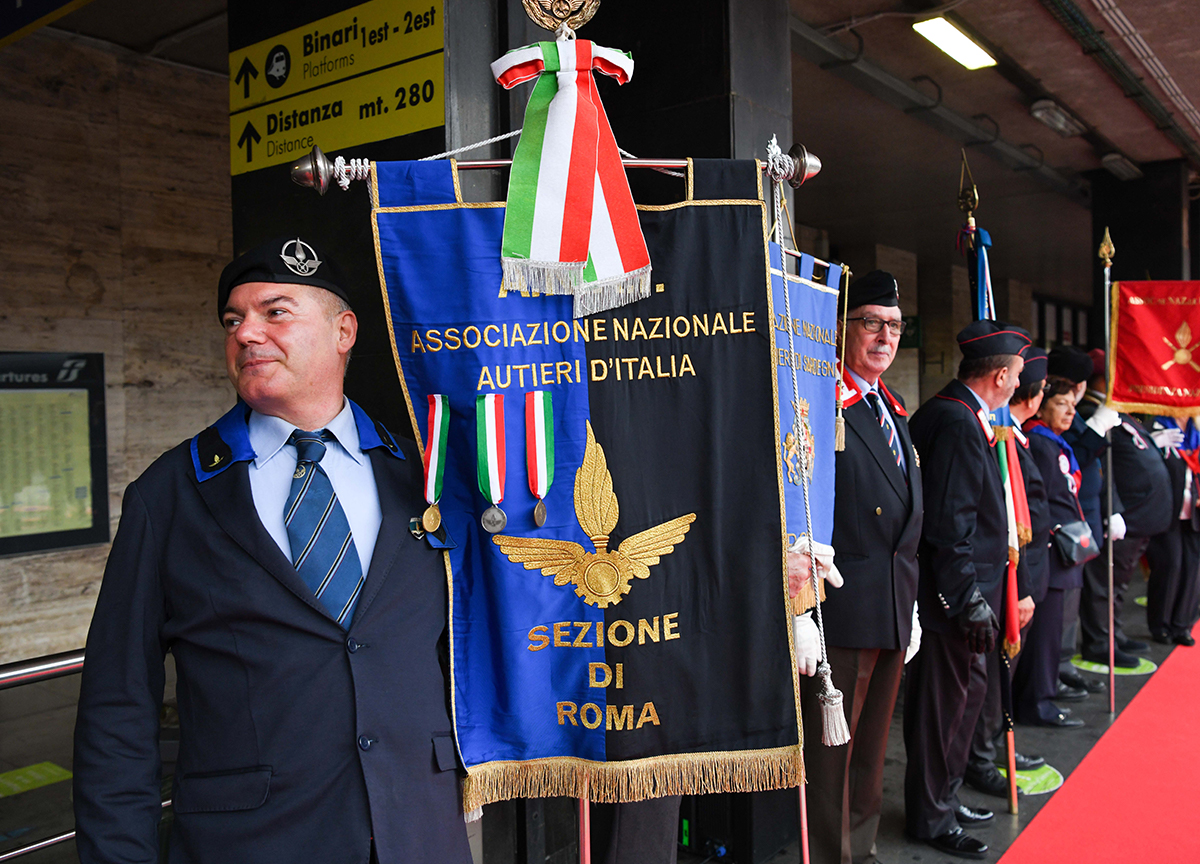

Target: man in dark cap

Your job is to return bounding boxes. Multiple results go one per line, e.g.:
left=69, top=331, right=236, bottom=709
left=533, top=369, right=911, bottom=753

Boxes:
left=904, top=320, right=1030, bottom=860
left=799, top=270, right=924, bottom=864
left=74, top=237, right=472, bottom=864
left=1075, top=353, right=1172, bottom=667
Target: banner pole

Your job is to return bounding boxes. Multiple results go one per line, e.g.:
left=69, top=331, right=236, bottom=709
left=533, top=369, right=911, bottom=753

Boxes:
left=1005, top=728, right=1019, bottom=815
left=799, top=783, right=811, bottom=864
left=578, top=789, right=591, bottom=864
left=1099, top=227, right=1116, bottom=715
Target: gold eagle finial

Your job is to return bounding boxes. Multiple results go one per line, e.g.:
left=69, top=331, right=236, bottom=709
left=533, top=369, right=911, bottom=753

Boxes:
left=493, top=421, right=696, bottom=608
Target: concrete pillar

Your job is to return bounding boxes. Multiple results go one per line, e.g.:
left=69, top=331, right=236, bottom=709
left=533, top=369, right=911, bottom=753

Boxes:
left=919, top=263, right=972, bottom=402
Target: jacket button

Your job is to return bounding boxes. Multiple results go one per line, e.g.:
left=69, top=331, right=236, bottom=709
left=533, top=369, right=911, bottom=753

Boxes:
left=346, top=637, right=359, bottom=654
left=876, top=507, right=882, bottom=515
left=358, top=735, right=373, bottom=751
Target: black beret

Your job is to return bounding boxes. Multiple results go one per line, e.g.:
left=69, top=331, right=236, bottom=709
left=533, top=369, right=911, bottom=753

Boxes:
left=1019, top=347, right=1048, bottom=386
left=1047, top=346, right=1093, bottom=384
left=956, top=319, right=1032, bottom=359
left=217, top=236, right=350, bottom=319
left=843, top=270, right=899, bottom=310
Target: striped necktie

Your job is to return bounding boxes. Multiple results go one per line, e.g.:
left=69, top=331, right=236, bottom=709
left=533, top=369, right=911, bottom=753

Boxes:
left=865, top=391, right=903, bottom=469
left=284, top=429, right=364, bottom=629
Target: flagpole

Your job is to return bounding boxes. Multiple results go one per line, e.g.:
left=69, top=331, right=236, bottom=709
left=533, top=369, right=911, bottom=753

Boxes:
left=578, top=785, right=591, bottom=864
left=1099, top=227, right=1117, bottom=715
left=799, top=784, right=811, bottom=864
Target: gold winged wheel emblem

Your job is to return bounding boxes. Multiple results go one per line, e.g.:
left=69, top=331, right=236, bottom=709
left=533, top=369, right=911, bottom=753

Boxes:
left=493, top=422, right=696, bottom=608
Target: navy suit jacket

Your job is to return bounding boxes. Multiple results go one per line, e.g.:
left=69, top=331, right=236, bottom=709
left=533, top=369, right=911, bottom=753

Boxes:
left=825, top=379, right=923, bottom=650
left=73, top=401, right=472, bottom=864
left=1027, top=431, right=1086, bottom=593
left=908, top=380, right=1009, bottom=635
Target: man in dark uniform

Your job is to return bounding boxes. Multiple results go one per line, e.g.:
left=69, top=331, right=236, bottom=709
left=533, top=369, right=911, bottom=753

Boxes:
left=964, top=351, right=1051, bottom=794
left=1052, top=348, right=1117, bottom=692
left=1077, top=371, right=1173, bottom=667
left=1143, top=415, right=1199, bottom=646
left=905, top=320, right=1030, bottom=860
left=73, top=237, right=472, bottom=864
left=799, top=270, right=923, bottom=864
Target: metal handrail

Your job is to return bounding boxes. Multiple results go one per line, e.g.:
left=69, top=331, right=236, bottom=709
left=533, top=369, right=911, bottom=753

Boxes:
left=0, top=801, right=172, bottom=861
left=0, top=650, right=85, bottom=691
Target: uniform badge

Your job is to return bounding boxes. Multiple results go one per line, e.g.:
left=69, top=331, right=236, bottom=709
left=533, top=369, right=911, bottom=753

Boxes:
left=913, top=446, right=921, bottom=468
left=280, top=238, right=322, bottom=276
left=1059, top=453, right=1071, bottom=475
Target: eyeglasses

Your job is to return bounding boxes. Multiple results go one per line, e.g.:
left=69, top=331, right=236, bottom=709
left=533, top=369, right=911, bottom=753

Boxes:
left=846, top=317, right=907, bottom=335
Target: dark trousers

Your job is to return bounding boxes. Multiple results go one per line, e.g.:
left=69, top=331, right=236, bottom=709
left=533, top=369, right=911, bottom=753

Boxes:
left=967, top=648, right=1002, bottom=772
left=904, top=630, right=988, bottom=838
left=1060, top=585, right=1081, bottom=671
left=1146, top=521, right=1200, bottom=636
left=1081, top=534, right=1150, bottom=657
left=1013, top=587, right=1066, bottom=723
left=800, top=646, right=904, bottom=864
left=590, top=796, right=681, bottom=864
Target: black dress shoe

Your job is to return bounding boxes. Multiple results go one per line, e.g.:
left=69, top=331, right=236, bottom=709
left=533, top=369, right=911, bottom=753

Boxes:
left=964, top=763, right=1008, bottom=798
left=926, top=827, right=988, bottom=859
left=1037, top=710, right=1084, bottom=728
left=1056, top=681, right=1088, bottom=701
left=1082, top=676, right=1108, bottom=694
left=1011, top=751, right=1045, bottom=770
left=1173, top=631, right=1196, bottom=646
left=1119, top=636, right=1150, bottom=652
left=956, top=803, right=994, bottom=825
left=1060, top=669, right=1088, bottom=689
left=1082, top=647, right=1140, bottom=667
left=1150, top=628, right=1172, bottom=645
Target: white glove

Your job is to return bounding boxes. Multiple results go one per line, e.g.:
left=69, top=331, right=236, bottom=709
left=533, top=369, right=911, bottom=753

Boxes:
left=788, top=536, right=844, bottom=588
left=1151, top=427, right=1185, bottom=450
left=1086, top=405, right=1121, bottom=436
left=905, top=603, right=922, bottom=664
left=793, top=612, right=821, bottom=677
left=1108, top=511, right=1127, bottom=541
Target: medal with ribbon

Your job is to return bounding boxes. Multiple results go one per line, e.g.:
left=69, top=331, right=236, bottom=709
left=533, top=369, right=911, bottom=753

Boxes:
left=476, top=394, right=508, bottom=532
left=525, top=391, right=555, bottom=527
left=421, top=394, right=450, bottom=533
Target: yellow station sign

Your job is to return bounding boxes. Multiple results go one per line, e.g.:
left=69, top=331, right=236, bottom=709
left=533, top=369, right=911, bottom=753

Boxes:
left=228, top=0, right=444, bottom=175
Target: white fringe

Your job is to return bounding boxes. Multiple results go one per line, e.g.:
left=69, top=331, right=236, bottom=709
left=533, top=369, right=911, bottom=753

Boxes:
left=572, top=265, right=652, bottom=318
left=501, top=257, right=585, bottom=297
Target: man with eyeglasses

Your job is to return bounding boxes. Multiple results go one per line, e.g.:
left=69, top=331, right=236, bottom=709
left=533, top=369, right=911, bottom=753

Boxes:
left=800, top=270, right=923, bottom=864
left=905, top=320, right=1031, bottom=860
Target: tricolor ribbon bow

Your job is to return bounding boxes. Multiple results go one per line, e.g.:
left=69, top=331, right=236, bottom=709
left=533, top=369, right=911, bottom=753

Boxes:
left=492, top=39, right=651, bottom=318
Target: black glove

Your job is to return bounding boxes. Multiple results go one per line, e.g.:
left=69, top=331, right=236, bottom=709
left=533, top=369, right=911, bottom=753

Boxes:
left=953, top=588, right=998, bottom=654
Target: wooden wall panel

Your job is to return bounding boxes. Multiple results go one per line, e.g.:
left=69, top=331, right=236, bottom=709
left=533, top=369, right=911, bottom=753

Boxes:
left=0, top=32, right=233, bottom=664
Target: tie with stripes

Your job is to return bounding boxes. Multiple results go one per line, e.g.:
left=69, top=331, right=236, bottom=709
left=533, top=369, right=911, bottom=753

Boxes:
left=865, top=391, right=903, bottom=469
left=284, top=429, right=364, bottom=629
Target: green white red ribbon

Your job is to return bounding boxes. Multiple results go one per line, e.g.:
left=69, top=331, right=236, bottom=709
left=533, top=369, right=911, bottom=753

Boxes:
left=525, top=391, right=555, bottom=500
left=423, top=394, right=450, bottom=506
left=476, top=394, right=506, bottom=504
left=492, top=39, right=650, bottom=318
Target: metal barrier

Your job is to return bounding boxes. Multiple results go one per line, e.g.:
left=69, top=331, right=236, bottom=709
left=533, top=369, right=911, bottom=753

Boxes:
left=0, top=801, right=172, bottom=862
left=0, top=650, right=85, bottom=691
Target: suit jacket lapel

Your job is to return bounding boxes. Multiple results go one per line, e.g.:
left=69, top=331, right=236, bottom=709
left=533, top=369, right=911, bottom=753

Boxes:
left=349, top=448, right=412, bottom=626
left=847, top=399, right=909, bottom=504
left=194, top=462, right=337, bottom=624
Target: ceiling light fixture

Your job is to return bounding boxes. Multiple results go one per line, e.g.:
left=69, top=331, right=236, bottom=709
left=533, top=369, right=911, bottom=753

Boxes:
left=1030, top=99, right=1086, bottom=137
left=1102, top=152, right=1144, bottom=181
left=912, top=17, right=997, bottom=70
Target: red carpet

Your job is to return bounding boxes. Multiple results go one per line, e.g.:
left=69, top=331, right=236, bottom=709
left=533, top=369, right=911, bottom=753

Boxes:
left=999, top=623, right=1200, bottom=864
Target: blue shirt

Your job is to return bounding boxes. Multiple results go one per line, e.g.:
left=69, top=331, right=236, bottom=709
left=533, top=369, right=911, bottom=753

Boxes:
left=247, top=399, right=382, bottom=573
left=848, top=368, right=906, bottom=473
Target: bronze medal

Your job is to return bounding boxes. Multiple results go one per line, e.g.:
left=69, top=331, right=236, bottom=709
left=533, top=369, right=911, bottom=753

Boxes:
left=481, top=504, right=508, bottom=534
left=533, top=499, right=547, bottom=527
left=421, top=503, right=442, bottom=534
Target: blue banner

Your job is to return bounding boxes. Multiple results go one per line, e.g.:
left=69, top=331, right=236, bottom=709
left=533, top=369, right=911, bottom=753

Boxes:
left=373, top=159, right=802, bottom=810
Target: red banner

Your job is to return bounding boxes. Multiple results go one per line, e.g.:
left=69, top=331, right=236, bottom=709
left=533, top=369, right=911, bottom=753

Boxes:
left=1109, top=280, right=1200, bottom=416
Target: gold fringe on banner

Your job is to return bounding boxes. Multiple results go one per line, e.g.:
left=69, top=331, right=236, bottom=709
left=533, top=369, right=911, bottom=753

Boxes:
left=1017, top=524, right=1033, bottom=546
left=993, top=425, right=1011, bottom=442
left=462, top=745, right=805, bottom=812
left=1003, top=637, right=1021, bottom=658
left=790, top=574, right=827, bottom=616
left=1008, top=546, right=1020, bottom=566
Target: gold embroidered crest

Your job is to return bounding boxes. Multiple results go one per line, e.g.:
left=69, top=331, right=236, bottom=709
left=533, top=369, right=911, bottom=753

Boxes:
left=493, top=422, right=696, bottom=608
left=912, top=446, right=920, bottom=468
left=1161, top=321, right=1200, bottom=373
left=783, top=397, right=816, bottom=485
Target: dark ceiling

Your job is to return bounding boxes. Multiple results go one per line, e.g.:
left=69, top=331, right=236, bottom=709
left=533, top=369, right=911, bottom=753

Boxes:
left=38, top=0, right=1200, bottom=302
